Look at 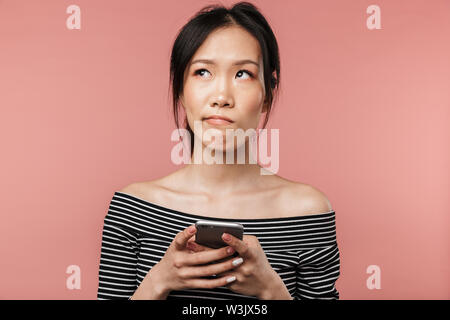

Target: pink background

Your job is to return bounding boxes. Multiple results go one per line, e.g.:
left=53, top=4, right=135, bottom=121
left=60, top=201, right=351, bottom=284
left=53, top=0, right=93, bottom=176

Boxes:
left=0, top=0, right=449, bottom=299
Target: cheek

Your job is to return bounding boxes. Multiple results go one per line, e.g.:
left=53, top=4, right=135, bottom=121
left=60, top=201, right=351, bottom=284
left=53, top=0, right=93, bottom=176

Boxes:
left=182, top=82, right=196, bottom=105
left=238, top=90, right=265, bottom=122
left=240, top=84, right=265, bottom=108
left=181, top=82, right=206, bottom=114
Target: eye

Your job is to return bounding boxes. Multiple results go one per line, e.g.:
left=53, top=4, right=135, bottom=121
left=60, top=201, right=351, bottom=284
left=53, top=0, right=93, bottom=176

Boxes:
left=194, top=68, right=254, bottom=79
left=194, top=69, right=211, bottom=78
left=236, top=70, right=253, bottom=79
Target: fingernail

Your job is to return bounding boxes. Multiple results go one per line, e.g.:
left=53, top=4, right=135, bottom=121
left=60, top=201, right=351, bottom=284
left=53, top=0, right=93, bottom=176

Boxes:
left=226, top=276, right=236, bottom=283
left=227, top=247, right=234, bottom=254
left=222, top=233, right=231, bottom=241
left=232, top=257, right=243, bottom=266
left=189, top=226, right=196, bottom=234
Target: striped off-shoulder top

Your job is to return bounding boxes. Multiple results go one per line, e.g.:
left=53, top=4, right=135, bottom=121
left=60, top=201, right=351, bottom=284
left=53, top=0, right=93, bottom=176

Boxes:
left=97, top=191, right=341, bottom=300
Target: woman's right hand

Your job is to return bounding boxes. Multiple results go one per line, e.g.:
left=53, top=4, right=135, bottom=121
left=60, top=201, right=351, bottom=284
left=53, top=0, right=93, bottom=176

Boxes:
left=146, top=224, right=241, bottom=297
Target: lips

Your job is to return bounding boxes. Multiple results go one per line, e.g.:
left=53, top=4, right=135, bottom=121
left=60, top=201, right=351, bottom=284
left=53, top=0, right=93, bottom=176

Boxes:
left=203, top=115, right=234, bottom=123
left=203, top=115, right=234, bottom=126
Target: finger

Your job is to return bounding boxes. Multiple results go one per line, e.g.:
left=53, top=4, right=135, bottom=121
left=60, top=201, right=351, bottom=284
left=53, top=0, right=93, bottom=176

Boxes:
left=186, top=240, right=213, bottom=252
left=181, top=255, right=244, bottom=278
left=221, top=233, right=250, bottom=258
left=185, top=274, right=237, bottom=289
left=214, top=271, right=235, bottom=286
left=174, top=225, right=196, bottom=250
left=183, top=245, right=235, bottom=266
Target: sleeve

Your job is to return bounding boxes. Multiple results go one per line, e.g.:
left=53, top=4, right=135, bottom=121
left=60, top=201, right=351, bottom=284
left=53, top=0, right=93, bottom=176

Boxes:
left=96, top=213, right=139, bottom=300
left=295, top=243, right=341, bottom=299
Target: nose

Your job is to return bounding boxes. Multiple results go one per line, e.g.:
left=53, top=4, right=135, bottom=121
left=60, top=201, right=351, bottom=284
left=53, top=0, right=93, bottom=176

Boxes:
left=210, top=77, right=234, bottom=108
left=212, top=96, right=232, bottom=108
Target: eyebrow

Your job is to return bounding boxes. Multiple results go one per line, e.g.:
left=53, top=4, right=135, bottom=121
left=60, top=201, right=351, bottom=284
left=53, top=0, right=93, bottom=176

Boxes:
left=190, top=59, right=259, bottom=68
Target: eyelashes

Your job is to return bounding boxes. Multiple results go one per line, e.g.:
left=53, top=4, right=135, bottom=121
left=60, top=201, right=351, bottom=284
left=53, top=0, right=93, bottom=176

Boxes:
left=194, top=68, right=254, bottom=79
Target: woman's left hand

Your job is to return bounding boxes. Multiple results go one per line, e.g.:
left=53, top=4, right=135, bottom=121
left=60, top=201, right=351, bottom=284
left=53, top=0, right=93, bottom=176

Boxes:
left=219, top=233, right=281, bottom=298
left=188, top=233, right=292, bottom=299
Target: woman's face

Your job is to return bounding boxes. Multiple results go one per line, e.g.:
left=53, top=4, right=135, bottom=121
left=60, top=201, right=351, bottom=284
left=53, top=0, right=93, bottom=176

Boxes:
left=180, top=25, right=268, bottom=152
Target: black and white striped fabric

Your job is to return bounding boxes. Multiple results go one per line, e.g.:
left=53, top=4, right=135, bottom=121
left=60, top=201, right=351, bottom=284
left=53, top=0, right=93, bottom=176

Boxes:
left=97, top=191, right=341, bottom=300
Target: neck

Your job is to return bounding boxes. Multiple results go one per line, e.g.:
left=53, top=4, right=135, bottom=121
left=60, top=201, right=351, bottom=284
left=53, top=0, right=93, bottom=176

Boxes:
left=181, top=135, right=266, bottom=196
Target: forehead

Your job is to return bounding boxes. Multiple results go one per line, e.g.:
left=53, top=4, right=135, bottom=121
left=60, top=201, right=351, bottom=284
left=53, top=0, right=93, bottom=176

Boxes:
left=190, top=26, right=262, bottom=65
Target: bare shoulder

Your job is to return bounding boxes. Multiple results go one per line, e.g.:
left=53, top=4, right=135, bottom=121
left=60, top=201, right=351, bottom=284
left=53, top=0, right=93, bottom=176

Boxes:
left=116, top=169, right=198, bottom=209
left=117, top=179, right=166, bottom=203
left=278, top=179, right=334, bottom=217
left=118, top=182, right=143, bottom=196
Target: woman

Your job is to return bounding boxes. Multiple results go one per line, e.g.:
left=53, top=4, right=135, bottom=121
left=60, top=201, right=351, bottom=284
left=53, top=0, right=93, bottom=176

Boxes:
left=97, top=1, right=340, bottom=300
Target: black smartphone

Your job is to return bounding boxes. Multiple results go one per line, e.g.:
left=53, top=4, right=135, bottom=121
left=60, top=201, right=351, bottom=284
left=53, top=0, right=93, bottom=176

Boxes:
left=195, top=220, right=244, bottom=249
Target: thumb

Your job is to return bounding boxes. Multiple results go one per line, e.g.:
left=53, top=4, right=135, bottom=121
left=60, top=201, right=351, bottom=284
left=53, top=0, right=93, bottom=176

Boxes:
left=174, top=225, right=196, bottom=250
